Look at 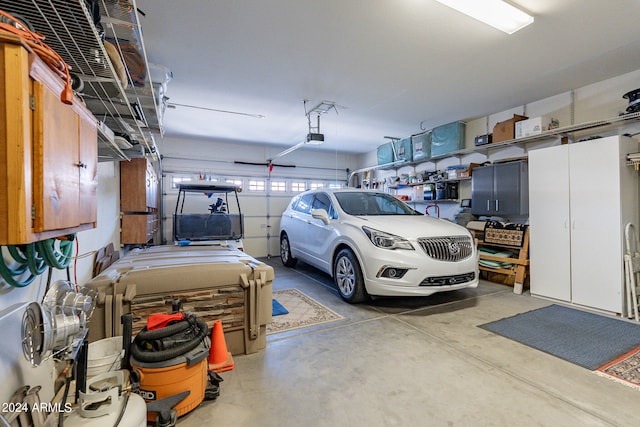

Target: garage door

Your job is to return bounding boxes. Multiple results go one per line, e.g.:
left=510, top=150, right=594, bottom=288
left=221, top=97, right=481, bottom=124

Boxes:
left=162, top=173, right=347, bottom=258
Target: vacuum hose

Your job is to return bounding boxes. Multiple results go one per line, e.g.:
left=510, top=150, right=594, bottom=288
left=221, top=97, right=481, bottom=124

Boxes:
left=131, top=315, right=208, bottom=364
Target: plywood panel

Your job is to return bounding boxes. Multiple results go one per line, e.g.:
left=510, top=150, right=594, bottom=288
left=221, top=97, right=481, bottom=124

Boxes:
left=121, top=213, right=157, bottom=244
left=120, top=157, right=156, bottom=212
left=32, top=80, right=79, bottom=231
left=78, top=105, right=98, bottom=225
left=0, top=40, right=31, bottom=244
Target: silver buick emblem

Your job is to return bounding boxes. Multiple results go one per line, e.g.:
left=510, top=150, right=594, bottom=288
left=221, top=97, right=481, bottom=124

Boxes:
left=448, top=241, right=460, bottom=255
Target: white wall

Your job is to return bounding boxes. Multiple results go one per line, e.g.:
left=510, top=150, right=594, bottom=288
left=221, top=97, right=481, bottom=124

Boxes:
left=158, top=136, right=359, bottom=257
left=0, top=161, right=121, bottom=405
left=356, top=69, right=640, bottom=221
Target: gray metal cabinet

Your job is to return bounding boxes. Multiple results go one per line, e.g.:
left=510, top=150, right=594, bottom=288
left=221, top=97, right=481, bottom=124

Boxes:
left=471, top=161, right=528, bottom=217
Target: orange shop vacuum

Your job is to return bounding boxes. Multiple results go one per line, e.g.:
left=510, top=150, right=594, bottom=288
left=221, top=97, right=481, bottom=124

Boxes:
left=128, top=312, right=222, bottom=427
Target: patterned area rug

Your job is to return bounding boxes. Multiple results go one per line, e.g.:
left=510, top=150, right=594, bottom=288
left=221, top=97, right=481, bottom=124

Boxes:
left=267, top=288, right=344, bottom=335
left=596, top=346, right=640, bottom=390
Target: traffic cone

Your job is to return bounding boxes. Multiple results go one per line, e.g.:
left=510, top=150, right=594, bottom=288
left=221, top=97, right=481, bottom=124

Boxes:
left=208, top=319, right=234, bottom=372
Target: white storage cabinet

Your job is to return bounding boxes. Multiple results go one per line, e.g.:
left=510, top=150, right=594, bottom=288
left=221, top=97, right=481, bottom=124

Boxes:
left=528, top=135, right=639, bottom=314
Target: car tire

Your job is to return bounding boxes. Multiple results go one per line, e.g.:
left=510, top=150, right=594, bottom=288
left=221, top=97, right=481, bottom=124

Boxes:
left=280, top=233, right=297, bottom=267
left=334, top=248, right=369, bottom=303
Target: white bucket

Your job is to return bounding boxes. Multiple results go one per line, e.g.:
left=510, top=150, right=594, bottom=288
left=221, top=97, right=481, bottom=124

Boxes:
left=87, top=336, right=124, bottom=377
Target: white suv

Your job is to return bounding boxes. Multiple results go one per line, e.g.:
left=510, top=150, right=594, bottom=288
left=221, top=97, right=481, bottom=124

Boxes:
left=279, top=188, right=479, bottom=303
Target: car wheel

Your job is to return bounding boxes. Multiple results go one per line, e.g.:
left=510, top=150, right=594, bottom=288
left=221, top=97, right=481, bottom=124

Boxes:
left=280, top=233, right=297, bottom=267
left=334, top=248, right=369, bottom=303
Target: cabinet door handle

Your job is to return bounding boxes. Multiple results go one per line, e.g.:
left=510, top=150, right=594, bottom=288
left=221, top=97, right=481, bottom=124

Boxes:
left=486, top=200, right=490, bottom=211
left=75, top=161, right=87, bottom=168
left=495, top=200, right=499, bottom=211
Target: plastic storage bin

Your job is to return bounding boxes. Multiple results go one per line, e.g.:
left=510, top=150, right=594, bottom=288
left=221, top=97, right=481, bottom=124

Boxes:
left=85, top=245, right=274, bottom=356
left=377, top=142, right=395, bottom=165
left=431, top=121, right=466, bottom=157
left=393, top=137, right=413, bottom=162
left=412, top=131, right=431, bottom=162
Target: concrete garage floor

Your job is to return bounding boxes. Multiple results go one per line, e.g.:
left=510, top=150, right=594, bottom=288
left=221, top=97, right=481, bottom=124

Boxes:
left=178, top=258, right=640, bottom=427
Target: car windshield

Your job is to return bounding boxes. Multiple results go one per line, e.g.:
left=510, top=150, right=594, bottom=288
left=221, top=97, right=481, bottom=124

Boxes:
left=334, top=192, right=420, bottom=216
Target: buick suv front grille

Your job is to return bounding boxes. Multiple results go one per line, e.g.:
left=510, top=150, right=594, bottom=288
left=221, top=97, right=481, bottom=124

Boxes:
left=420, top=272, right=476, bottom=286
left=417, top=236, right=473, bottom=262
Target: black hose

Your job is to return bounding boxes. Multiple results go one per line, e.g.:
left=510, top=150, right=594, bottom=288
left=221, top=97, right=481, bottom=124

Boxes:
left=133, top=317, right=191, bottom=342
left=131, top=317, right=208, bottom=364
left=113, top=391, right=130, bottom=427
left=122, top=313, right=133, bottom=371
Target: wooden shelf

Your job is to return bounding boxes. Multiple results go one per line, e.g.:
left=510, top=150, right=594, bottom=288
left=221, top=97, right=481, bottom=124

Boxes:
left=350, top=111, right=640, bottom=184
left=470, top=228, right=530, bottom=295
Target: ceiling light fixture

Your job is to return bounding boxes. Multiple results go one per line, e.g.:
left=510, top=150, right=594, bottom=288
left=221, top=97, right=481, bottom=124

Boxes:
left=434, top=0, right=533, bottom=34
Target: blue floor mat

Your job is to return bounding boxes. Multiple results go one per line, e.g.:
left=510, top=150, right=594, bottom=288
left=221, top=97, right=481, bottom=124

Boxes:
left=479, top=304, right=640, bottom=370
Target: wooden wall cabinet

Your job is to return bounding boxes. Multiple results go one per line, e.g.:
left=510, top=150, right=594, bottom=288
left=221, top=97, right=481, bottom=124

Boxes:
left=121, top=213, right=159, bottom=245
left=120, top=157, right=159, bottom=244
left=0, top=35, right=97, bottom=245
left=120, top=157, right=158, bottom=212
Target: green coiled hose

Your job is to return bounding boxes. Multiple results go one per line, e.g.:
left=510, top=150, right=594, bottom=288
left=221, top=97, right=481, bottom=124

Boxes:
left=0, top=235, right=75, bottom=288
left=0, top=245, right=36, bottom=288
left=36, top=238, right=73, bottom=270
left=26, top=243, right=47, bottom=276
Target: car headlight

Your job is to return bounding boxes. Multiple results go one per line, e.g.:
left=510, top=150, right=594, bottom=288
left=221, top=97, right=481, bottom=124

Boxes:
left=362, top=226, right=414, bottom=250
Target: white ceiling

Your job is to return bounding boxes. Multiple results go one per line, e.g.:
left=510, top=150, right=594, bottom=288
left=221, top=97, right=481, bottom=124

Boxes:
left=136, top=0, right=640, bottom=155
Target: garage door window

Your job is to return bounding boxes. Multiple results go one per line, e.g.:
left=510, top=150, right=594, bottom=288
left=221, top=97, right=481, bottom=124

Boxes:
left=249, top=179, right=266, bottom=192
left=271, top=181, right=286, bottom=192
left=291, top=182, right=306, bottom=193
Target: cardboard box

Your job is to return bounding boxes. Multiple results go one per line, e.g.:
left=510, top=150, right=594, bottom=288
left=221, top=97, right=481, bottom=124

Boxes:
left=515, top=116, right=554, bottom=138
left=447, top=162, right=482, bottom=179
left=447, top=167, right=463, bottom=180
left=492, top=114, right=528, bottom=143
left=457, top=163, right=482, bottom=178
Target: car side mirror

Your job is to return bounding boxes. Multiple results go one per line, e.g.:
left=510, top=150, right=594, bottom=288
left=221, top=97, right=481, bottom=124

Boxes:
left=311, top=208, right=331, bottom=225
